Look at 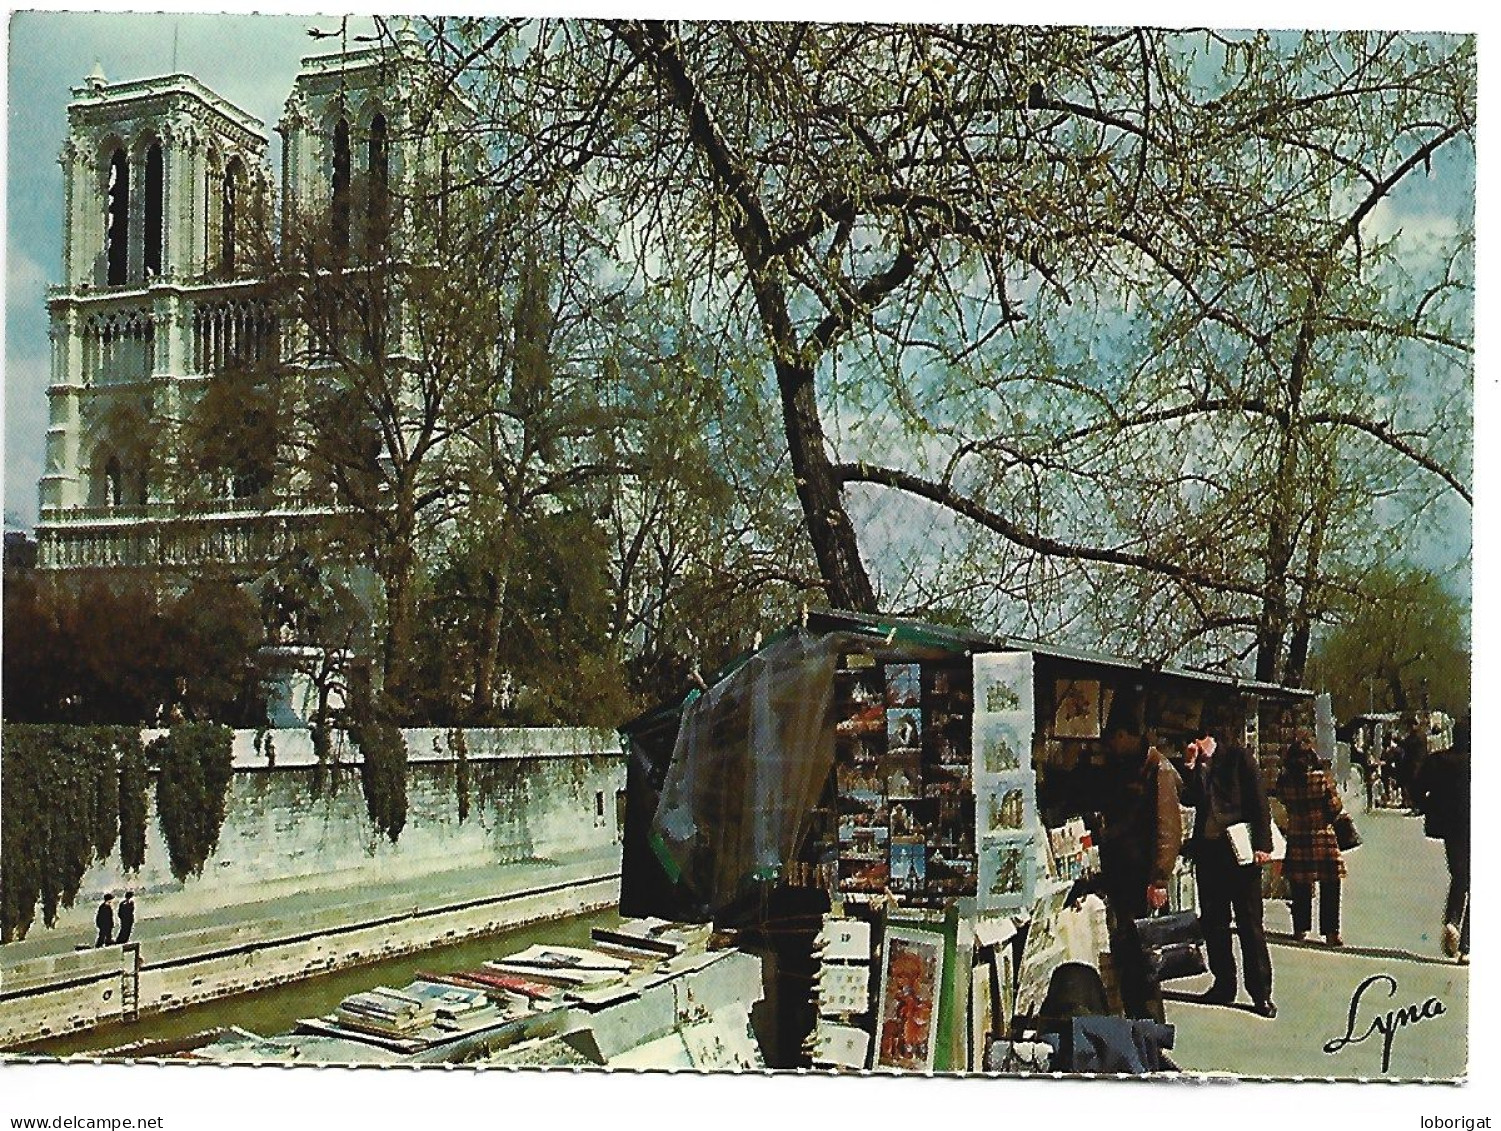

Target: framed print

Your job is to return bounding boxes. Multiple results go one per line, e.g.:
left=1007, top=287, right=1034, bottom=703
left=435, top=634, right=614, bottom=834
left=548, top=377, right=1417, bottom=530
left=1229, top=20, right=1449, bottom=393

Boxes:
left=1053, top=678, right=1101, bottom=738
left=875, top=925, right=946, bottom=1071
left=884, top=662, right=922, bottom=708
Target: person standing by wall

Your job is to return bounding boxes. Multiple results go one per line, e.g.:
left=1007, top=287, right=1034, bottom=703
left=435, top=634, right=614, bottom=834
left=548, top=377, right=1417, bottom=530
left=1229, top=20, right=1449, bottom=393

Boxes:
left=1277, top=731, right=1347, bottom=947
left=116, top=891, right=136, bottom=945
left=94, top=894, right=115, bottom=948
left=1416, top=714, right=1470, bottom=963
left=1181, top=732, right=1277, bottom=1018
left=1096, top=734, right=1183, bottom=1022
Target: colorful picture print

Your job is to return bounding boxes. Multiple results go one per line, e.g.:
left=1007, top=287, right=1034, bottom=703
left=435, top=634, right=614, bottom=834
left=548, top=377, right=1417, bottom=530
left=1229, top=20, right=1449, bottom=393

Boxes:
left=888, top=798, right=938, bottom=840
left=887, top=708, right=922, bottom=751
left=889, top=839, right=927, bottom=893
left=878, top=749, right=923, bottom=798
left=986, top=785, right=1030, bottom=832
left=877, top=931, right=945, bottom=1071
left=974, top=653, right=1031, bottom=714
left=837, top=763, right=883, bottom=794
left=1053, top=678, right=1101, bottom=739
left=839, top=857, right=891, bottom=893
left=984, top=836, right=1032, bottom=900
left=838, top=791, right=887, bottom=829
left=838, top=818, right=889, bottom=856
left=982, top=680, right=1023, bottom=714
left=926, top=847, right=977, bottom=895
left=837, top=702, right=887, bottom=738
left=977, top=718, right=1027, bottom=773
left=884, top=663, right=922, bottom=708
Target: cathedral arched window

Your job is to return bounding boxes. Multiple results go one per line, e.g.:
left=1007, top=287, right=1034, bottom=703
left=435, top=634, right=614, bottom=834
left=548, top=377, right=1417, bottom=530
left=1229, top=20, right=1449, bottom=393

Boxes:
left=104, top=455, right=123, bottom=507
left=332, top=117, right=351, bottom=251
left=144, top=142, right=163, bottom=278
left=222, top=157, right=244, bottom=275
left=106, top=148, right=129, bottom=286
left=368, top=112, right=389, bottom=252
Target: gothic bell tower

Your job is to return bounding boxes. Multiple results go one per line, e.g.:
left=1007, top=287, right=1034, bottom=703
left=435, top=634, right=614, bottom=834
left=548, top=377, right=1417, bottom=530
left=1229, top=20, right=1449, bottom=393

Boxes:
left=39, top=65, right=272, bottom=565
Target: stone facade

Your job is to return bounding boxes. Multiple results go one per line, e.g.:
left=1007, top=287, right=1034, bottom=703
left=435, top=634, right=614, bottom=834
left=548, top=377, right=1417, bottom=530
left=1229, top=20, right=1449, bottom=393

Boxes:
left=36, top=29, right=464, bottom=574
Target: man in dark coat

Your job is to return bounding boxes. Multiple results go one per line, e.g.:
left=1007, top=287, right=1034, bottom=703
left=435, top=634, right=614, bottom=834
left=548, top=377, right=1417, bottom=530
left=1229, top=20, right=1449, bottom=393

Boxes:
left=94, top=894, right=115, bottom=948
left=1416, top=715, right=1470, bottom=961
left=1397, top=715, right=1430, bottom=811
left=1181, top=733, right=1276, bottom=1017
left=116, top=891, right=136, bottom=945
left=1096, top=733, right=1183, bottom=1022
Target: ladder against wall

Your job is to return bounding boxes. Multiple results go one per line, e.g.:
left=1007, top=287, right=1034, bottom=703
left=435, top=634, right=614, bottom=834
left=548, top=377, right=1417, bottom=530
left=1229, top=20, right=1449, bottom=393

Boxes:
left=119, top=943, right=141, bottom=1023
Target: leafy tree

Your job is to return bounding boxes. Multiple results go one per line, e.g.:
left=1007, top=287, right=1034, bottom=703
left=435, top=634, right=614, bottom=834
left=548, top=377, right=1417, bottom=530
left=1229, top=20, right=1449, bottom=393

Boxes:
left=1306, top=565, right=1470, bottom=720
left=162, top=579, right=264, bottom=723
left=421, top=21, right=1472, bottom=682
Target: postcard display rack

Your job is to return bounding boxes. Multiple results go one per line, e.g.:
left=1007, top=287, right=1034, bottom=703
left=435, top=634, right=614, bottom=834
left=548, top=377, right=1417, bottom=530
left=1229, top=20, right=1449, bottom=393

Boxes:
left=817, top=649, right=1115, bottom=1071
left=832, top=655, right=979, bottom=905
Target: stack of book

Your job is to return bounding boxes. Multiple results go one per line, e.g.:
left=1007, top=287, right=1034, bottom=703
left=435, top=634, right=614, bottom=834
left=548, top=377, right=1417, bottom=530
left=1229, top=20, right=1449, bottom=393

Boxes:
left=591, top=918, right=713, bottom=961
left=426, top=967, right=560, bottom=1009
left=335, top=987, right=437, bottom=1038
left=401, top=981, right=500, bottom=1028
left=488, top=945, right=633, bottom=989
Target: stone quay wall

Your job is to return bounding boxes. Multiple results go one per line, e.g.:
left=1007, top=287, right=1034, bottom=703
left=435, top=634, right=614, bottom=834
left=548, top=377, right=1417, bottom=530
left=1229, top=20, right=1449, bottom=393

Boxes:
left=0, top=728, right=626, bottom=1049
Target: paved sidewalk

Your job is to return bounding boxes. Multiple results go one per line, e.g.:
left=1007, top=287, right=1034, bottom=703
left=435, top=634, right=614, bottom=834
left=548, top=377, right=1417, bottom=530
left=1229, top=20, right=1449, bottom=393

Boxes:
left=1165, top=792, right=1467, bottom=1079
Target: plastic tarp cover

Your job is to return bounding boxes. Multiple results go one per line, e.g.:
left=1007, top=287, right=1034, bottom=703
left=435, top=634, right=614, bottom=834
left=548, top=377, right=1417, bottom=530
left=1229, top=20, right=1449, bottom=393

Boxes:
left=651, top=631, right=850, bottom=912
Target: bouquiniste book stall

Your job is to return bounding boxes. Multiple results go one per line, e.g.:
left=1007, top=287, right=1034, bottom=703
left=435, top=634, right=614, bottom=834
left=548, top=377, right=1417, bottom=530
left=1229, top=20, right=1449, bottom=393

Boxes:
left=618, top=609, right=1313, bottom=1072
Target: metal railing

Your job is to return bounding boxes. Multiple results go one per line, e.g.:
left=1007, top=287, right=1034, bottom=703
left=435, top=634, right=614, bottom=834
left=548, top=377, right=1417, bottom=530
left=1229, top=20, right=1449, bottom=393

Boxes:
left=39, top=493, right=337, bottom=524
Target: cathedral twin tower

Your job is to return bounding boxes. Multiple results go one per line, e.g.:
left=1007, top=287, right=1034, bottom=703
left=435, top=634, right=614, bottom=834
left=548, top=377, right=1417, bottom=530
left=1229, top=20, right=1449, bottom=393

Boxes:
left=38, top=35, right=447, bottom=573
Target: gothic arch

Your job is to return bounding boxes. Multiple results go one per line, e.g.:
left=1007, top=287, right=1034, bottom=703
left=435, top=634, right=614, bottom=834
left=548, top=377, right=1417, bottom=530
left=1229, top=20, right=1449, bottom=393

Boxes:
left=222, top=156, right=246, bottom=275
left=102, top=142, right=129, bottom=286
left=331, top=116, right=352, bottom=251
left=204, top=145, right=222, bottom=272
left=141, top=136, right=165, bottom=278
left=85, top=398, right=153, bottom=508
left=367, top=111, right=389, bottom=251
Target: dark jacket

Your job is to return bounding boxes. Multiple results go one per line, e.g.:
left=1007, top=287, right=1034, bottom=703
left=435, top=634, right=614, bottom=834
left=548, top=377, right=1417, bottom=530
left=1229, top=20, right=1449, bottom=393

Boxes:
left=1181, top=742, right=1272, bottom=853
left=118, top=899, right=135, bottom=931
left=1099, top=749, right=1184, bottom=887
left=95, top=901, right=114, bottom=933
left=1416, top=747, right=1470, bottom=843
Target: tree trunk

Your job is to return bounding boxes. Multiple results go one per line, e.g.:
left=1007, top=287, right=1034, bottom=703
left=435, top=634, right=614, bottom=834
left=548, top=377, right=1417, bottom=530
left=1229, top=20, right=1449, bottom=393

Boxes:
left=776, top=359, right=877, bottom=613
left=618, top=20, right=877, bottom=614
left=472, top=569, right=506, bottom=719
left=381, top=498, right=420, bottom=708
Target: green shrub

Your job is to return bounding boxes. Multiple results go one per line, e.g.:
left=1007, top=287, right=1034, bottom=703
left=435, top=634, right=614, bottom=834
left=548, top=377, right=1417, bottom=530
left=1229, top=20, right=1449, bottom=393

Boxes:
left=149, top=724, right=234, bottom=882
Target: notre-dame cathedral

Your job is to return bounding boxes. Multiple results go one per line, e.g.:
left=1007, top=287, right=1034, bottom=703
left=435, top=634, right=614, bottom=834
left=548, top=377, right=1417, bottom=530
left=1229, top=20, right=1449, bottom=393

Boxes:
left=36, top=26, right=458, bottom=575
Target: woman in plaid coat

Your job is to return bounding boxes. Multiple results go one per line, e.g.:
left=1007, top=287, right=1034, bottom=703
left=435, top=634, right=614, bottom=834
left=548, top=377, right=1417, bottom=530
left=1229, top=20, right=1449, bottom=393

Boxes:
left=1277, top=732, right=1347, bottom=946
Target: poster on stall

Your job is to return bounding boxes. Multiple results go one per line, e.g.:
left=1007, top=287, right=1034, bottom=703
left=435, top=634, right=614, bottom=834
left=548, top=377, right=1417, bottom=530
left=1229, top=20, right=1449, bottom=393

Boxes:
left=1013, top=882, right=1077, bottom=1019
left=974, top=651, right=1032, bottom=715
left=875, top=925, right=946, bottom=1072
left=972, top=652, right=1040, bottom=912
left=978, top=831, right=1038, bottom=911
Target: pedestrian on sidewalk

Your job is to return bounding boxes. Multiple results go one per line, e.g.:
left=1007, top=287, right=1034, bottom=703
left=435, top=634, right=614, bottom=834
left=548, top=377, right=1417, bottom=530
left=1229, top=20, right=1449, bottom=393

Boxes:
left=1181, top=732, right=1277, bottom=1018
left=117, top=891, right=136, bottom=945
left=94, top=894, right=115, bottom=948
left=1095, top=733, right=1183, bottom=1022
left=1416, top=713, right=1469, bottom=963
left=1276, top=731, right=1346, bottom=947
